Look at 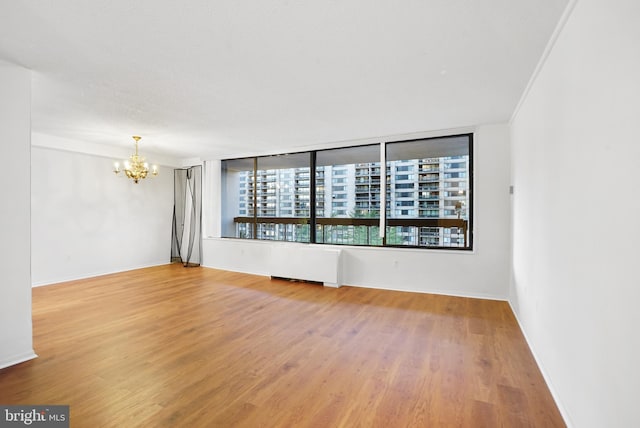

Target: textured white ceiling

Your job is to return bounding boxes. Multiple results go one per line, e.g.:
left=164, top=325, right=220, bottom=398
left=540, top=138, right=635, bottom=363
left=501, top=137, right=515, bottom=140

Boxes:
left=0, top=0, right=568, bottom=159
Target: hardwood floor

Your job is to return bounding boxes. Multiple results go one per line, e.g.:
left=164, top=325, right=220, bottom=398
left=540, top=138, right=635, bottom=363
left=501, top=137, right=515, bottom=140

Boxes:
left=0, top=264, right=564, bottom=427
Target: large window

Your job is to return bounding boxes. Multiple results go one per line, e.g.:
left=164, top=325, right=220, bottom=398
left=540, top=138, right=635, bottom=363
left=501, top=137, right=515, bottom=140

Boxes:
left=221, top=134, right=473, bottom=249
left=386, top=135, right=471, bottom=248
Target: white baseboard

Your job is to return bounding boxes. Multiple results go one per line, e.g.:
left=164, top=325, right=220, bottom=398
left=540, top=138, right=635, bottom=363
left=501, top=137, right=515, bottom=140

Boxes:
left=31, top=261, right=170, bottom=287
left=0, top=350, right=38, bottom=370
left=507, top=300, right=573, bottom=428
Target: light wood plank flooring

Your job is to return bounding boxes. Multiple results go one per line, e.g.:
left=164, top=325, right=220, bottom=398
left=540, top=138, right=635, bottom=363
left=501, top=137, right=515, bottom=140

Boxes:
left=0, top=264, right=564, bottom=427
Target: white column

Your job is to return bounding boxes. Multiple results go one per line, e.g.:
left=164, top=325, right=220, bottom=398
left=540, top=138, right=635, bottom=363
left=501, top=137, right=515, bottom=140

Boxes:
left=0, top=60, right=36, bottom=368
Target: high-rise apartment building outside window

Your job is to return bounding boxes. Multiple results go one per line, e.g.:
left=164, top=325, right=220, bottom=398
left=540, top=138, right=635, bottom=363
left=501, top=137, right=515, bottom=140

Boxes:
left=385, top=135, right=471, bottom=247
left=316, top=144, right=383, bottom=245
left=220, top=134, right=472, bottom=249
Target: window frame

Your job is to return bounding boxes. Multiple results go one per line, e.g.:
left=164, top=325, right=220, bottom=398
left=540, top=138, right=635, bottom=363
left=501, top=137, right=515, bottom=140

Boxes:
left=221, top=133, right=473, bottom=250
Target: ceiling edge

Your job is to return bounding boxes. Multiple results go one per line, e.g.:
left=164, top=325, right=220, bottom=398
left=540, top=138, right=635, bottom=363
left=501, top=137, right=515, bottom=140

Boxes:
left=510, top=0, right=579, bottom=124
left=31, top=132, right=183, bottom=168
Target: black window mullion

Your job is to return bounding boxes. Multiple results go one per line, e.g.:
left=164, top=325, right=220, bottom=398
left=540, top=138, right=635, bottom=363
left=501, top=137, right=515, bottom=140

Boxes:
left=309, top=151, right=317, bottom=243
left=252, top=157, right=257, bottom=240
left=382, top=142, right=387, bottom=247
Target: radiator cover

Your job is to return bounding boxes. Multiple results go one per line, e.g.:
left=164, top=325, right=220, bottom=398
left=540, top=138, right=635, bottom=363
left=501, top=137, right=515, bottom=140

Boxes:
left=270, top=244, right=342, bottom=287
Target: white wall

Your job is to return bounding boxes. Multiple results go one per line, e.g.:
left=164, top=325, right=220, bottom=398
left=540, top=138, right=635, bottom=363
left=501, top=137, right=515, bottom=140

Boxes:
left=510, top=0, right=640, bottom=426
left=31, top=141, right=175, bottom=286
left=0, top=61, right=36, bottom=368
left=203, top=124, right=511, bottom=299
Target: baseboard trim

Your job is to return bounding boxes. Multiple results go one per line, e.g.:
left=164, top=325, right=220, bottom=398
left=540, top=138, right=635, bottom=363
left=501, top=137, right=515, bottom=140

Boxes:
left=32, top=261, right=170, bottom=287
left=507, top=300, right=573, bottom=427
left=0, top=350, right=38, bottom=370
left=347, top=282, right=508, bottom=301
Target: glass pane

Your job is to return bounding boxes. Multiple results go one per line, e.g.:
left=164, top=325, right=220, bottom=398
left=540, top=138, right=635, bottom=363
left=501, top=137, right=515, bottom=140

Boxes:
left=221, top=158, right=254, bottom=238
left=255, top=153, right=311, bottom=242
left=385, top=135, right=472, bottom=248
left=315, top=145, right=383, bottom=246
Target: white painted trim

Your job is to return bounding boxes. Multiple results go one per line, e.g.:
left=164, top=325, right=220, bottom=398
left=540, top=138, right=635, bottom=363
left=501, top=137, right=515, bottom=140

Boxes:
left=224, top=267, right=272, bottom=278
left=32, top=261, right=170, bottom=287
left=508, top=300, right=573, bottom=428
left=510, top=0, right=580, bottom=124
left=350, top=282, right=508, bottom=302
left=0, top=351, right=38, bottom=370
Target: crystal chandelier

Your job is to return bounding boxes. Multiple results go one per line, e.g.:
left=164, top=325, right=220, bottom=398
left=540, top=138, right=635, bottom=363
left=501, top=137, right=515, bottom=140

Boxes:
left=113, top=136, right=158, bottom=183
